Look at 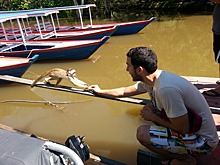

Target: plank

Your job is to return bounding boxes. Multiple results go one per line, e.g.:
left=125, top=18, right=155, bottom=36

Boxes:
left=183, top=76, right=220, bottom=113
left=0, top=75, right=150, bottom=105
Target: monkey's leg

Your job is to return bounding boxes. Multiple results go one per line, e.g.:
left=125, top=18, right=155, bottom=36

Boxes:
left=55, top=78, right=62, bottom=86
left=44, top=77, right=52, bottom=84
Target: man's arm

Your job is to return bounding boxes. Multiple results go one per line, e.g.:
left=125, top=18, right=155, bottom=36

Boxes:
left=141, top=105, right=190, bottom=134
left=88, top=84, right=145, bottom=98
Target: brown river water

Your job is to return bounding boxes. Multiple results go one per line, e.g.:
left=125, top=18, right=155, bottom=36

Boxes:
left=0, top=13, right=218, bottom=164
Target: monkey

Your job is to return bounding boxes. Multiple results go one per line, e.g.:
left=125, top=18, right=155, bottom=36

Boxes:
left=31, top=68, right=89, bottom=88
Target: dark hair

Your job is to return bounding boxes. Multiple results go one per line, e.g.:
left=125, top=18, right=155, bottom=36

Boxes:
left=126, top=47, right=158, bottom=74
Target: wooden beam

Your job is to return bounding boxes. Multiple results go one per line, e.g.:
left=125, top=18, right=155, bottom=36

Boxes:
left=0, top=75, right=150, bottom=105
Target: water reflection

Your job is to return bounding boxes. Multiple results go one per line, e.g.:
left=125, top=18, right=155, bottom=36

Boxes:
left=0, top=13, right=217, bottom=164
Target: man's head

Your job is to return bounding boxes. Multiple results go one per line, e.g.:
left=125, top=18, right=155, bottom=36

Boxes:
left=126, top=47, right=158, bottom=81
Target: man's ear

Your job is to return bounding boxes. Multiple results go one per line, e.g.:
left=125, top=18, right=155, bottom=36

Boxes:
left=135, top=66, right=144, bottom=75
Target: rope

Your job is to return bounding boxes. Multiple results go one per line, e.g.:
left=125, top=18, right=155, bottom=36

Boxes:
left=27, top=49, right=34, bottom=58
left=1, top=99, right=92, bottom=107
left=1, top=100, right=72, bottom=105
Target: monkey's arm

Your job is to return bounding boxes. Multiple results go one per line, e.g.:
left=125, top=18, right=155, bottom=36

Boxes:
left=68, top=77, right=89, bottom=89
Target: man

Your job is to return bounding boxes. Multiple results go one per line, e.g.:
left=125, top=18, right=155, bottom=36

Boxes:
left=203, top=1, right=220, bottom=96
left=88, top=47, right=219, bottom=164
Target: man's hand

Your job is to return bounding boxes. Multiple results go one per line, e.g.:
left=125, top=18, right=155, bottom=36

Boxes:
left=88, top=85, right=102, bottom=94
left=140, top=104, right=157, bottom=122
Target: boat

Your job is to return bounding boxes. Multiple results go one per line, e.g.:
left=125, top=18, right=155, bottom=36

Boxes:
left=0, top=11, right=110, bottom=61
left=31, top=26, right=117, bottom=40
left=0, top=4, right=156, bottom=36
left=0, top=55, right=38, bottom=84
left=84, top=17, right=156, bottom=36
left=0, top=9, right=116, bottom=41
left=0, top=123, right=90, bottom=165
left=37, top=4, right=156, bottom=36
left=0, top=123, right=128, bottom=165
left=36, top=5, right=156, bottom=36
left=0, top=36, right=109, bottom=61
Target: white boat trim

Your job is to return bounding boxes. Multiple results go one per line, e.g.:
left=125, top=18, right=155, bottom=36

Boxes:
left=44, top=141, right=84, bottom=165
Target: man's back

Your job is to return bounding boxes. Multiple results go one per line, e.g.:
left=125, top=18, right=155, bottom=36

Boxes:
left=154, top=71, right=219, bottom=147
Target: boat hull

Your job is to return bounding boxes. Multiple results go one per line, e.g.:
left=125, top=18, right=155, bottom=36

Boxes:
left=35, top=26, right=117, bottom=40
left=72, top=17, right=156, bottom=36
left=0, top=55, right=38, bottom=84
left=0, top=36, right=109, bottom=61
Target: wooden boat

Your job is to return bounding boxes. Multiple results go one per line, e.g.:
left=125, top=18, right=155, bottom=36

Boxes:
left=0, top=4, right=156, bottom=36
left=1, top=24, right=117, bottom=41
left=0, top=55, right=38, bottom=84
left=0, top=11, right=110, bottom=61
left=0, top=36, right=109, bottom=61
left=39, top=4, right=156, bottom=36
left=182, top=76, right=220, bottom=113
left=38, top=5, right=156, bottom=36
left=0, top=9, right=116, bottom=41
left=31, top=26, right=117, bottom=40
left=83, top=17, right=156, bottom=36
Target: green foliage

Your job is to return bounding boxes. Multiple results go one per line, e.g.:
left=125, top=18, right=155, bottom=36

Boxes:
left=0, top=0, right=209, bottom=11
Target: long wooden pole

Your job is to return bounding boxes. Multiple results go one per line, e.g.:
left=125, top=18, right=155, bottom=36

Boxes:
left=0, top=75, right=150, bottom=105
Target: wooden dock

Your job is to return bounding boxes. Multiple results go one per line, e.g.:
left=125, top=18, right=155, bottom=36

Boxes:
left=183, top=76, right=220, bottom=114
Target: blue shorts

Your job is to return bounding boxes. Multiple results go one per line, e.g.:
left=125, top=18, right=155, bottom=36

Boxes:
left=149, top=125, right=214, bottom=155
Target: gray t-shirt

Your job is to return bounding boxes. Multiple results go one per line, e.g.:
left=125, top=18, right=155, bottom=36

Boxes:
left=213, top=4, right=220, bottom=34
left=134, top=70, right=219, bottom=148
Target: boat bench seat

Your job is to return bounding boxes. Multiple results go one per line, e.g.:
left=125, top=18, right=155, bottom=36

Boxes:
left=0, top=35, right=22, bottom=40
left=34, top=21, right=53, bottom=31
left=57, top=26, right=75, bottom=30
left=24, top=35, right=39, bottom=40
left=0, top=43, right=23, bottom=52
left=41, top=32, right=54, bottom=39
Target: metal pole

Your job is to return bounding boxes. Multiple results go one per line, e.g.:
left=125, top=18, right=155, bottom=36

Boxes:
left=16, top=18, right=26, bottom=48
left=1, top=22, right=8, bottom=40
left=78, top=9, right=84, bottom=28
left=41, top=16, right=46, bottom=31
left=55, top=13, right=60, bottom=28
left=88, top=7, right=93, bottom=27
left=50, top=14, right=57, bottom=37
left=35, top=16, right=43, bottom=39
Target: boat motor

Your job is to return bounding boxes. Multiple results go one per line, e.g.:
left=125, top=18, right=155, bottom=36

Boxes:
left=65, top=135, right=90, bottom=162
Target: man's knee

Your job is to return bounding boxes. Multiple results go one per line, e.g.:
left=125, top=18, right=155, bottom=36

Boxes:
left=136, top=125, right=151, bottom=146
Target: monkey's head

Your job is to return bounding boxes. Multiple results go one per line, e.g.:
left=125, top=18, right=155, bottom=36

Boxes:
left=66, top=68, right=76, bottom=78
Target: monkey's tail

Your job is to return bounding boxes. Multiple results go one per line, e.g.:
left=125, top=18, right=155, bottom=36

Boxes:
left=31, top=71, right=50, bottom=88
